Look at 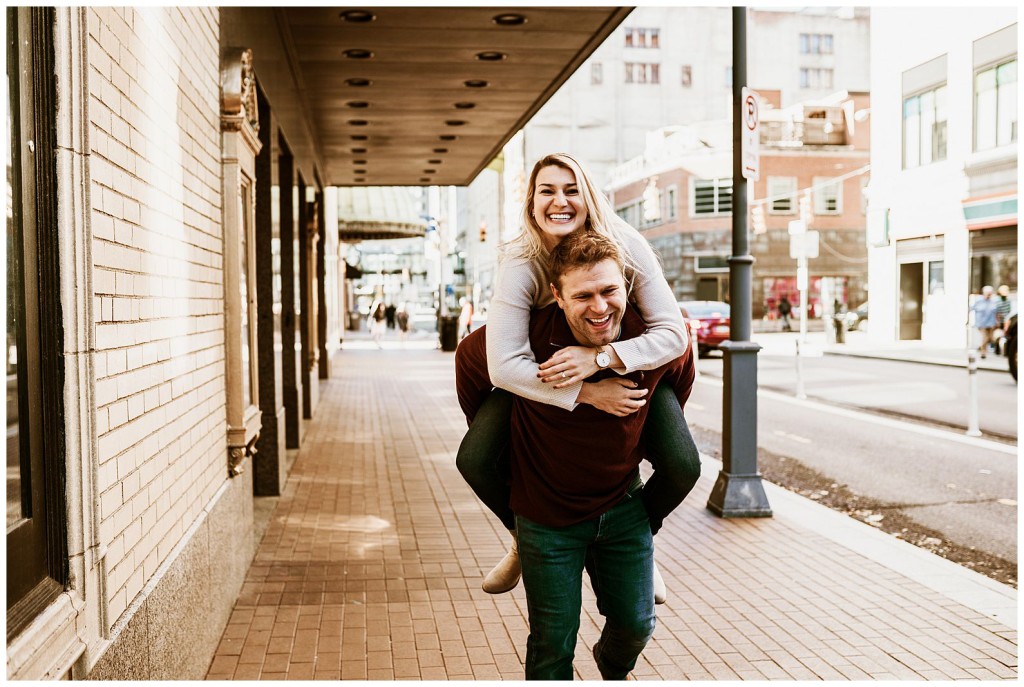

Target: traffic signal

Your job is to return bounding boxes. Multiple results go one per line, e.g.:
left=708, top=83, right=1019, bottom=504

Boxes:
left=751, top=204, right=766, bottom=234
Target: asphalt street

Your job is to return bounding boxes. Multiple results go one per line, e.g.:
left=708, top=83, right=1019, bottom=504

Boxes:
left=683, top=366, right=1018, bottom=563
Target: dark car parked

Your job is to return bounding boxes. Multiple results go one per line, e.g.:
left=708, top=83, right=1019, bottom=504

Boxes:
left=678, top=300, right=730, bottom=357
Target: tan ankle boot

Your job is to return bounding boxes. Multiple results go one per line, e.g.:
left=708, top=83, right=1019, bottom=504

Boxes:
left=653, top=559, right=667, bottom=605
left=482, top=530, right=521, bottom=594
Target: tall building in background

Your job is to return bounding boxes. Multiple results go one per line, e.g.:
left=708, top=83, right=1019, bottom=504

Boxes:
left=866, top=9, right=1017, bottom=346
left=520, top=6, right=871, bottom=187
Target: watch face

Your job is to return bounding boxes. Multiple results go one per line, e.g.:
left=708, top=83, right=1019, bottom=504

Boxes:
left=596, top=351, right=611, bottom=368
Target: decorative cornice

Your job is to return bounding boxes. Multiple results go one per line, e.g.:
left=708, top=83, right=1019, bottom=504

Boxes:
left=221, top=47, right=259, bottom=134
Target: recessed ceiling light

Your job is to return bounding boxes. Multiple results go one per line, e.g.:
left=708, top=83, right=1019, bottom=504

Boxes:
left=445, top=120, right=467, bottom=127
left=354, top=177, right=366, bottom=182
left=340, top=9, right=376, bottom=23
left=343, top=49, right=374, bottom=60
left=464, top=79, right=489, bottom=88
left=353, top=159, right=367, bottom=164
left=346, top=101, right=370, bottom=109
left=348, top=120, right=369, bottom=126
left=475, top=51, right=507, bottom=62
left=420, top=177, right=431, bottom=183
left=428, top=159, right=442, bottom=164
left=354, top=169, right=367, bottom=174
left=423, top=169, right=436, bottom=174
left=351, top=135, right=368, bottom=141
left=345, top=78, right=372, bottom=87
left=493, top=13, right=527, bottom=26
left=439, top=135, right=458, bottom=141
left=352, top=147, right=367, bottom=153
left=454, top=102, right=476, bottom=110
left=433, top=148, right=448, bottom=153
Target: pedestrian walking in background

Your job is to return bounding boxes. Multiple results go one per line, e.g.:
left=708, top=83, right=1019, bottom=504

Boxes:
left=369, top=300, right=386, bottom=349
left=455, top=231, right=698, bottom=680
left=971, top=285, right=999, bottom=358
left=996, top=284, right=1012, bottom=329
left=778, top=295, right=793, bottom=331
left=454, top=152, right=699, bottom=609
left=385, top=302, right=396, bottom=330
left=396, top=303, right=410, bottom=345
left=458, top=297, right=474, bottom=340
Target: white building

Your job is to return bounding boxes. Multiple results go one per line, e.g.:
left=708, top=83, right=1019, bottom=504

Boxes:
left=866, top=9, right=1017, bottom=345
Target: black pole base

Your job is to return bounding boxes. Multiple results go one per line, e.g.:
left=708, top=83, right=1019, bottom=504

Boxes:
left=706, top=471, right=773, bottom=518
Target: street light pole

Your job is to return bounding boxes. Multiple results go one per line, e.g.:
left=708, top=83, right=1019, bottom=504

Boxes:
left=707, top=6, right=772, bottom=518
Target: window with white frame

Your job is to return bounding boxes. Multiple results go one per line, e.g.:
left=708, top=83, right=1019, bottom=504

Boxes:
left=666, top=185, right=678, bottom=220
left=800, top=33, right=834, bottom=54
left=975, top=58, right=1017, bottom=151
left=692, top=178, right=732, bottom=216
left=767, top=176, right=797, bottom=214
left=813, top=176, right=842, bottom=215
left=903, top=84, right=948, bottom=168
left=625, top=62, right=660, bottom=84
left=800, top=67, right=834, bottom=89
left=625, top=27, right=659, bottom=49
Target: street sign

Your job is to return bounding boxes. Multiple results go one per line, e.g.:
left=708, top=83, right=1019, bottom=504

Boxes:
left=789, top=230, right=820, bottom=259
left=741, top=87, right=760, bottom=181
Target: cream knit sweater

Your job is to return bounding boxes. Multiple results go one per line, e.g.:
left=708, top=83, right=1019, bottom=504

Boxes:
left=485, top=226, right=688, bottom=411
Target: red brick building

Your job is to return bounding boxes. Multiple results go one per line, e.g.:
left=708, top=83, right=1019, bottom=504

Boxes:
left=607, top=91, right=870, bottom=322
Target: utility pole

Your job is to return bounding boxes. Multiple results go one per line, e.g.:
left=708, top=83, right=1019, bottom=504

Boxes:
left=707, top=6, right=772, bottom=518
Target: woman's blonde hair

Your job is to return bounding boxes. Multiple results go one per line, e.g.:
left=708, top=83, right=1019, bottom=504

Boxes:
left=504, top=153, right=645, bottom=286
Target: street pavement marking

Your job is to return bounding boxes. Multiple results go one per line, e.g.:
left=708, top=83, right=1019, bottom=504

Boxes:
left=773, top=429, right=811, bottom=444
left=696, top=375, right=1018, bottom=456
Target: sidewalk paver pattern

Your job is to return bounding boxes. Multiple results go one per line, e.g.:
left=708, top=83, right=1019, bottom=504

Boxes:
left=207, top=342, right=1017, bottom=680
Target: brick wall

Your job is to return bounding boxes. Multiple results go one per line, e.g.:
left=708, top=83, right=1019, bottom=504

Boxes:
left=87, top=7, right=225, bottom=625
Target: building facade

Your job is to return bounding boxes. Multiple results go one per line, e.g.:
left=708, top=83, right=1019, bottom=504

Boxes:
left=6, top=7, right=340, bottom=679
left=866, top=9, right=1017, bottom=345
left=605, top=91, right=871, bottom=322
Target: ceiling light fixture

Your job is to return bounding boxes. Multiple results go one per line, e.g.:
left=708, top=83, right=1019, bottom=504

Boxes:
left=354, top=177, right=366, bottom=182
left=340, top=9, right=376, bottom=23
left=464, top=79, right=488, bottom=88
left=428, top=159, right=442, bottom=164
left=351, top=135, right=368, bottom=141
left=475, top=51, right=507, bottom=62
left=433, top=148, right=448, bottom=153
left=492, top=13, right=527, bottom=26
left=454, top=102, right=476, bottom=110
left=354, top=169, right=367, bottom=174
left=346, top=101, right=370, bottom=108
left=352, top=148, right=367, bottom=153
left=348, top=120, right=369, bottom=126
left=423, top=169, right=436, bottom=174
left=445, top=120, right=467, bottom=127
left=353, top=159, right=367, bottom=164
left=345, top=78, right=372, bottom=87
left=343, top=49, right=374, bottom=60
left=419, top=177, right=431, bottom=183
left=439, top=135, right=457, bottom=141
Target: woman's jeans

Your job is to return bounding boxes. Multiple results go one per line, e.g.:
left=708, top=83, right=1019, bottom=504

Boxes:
left=455, top=381, right=700, bottom=534
left=517, top=488, right=655, bottom=680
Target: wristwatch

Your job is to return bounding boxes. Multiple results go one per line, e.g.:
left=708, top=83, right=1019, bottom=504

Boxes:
left=595, top=348, right=611, bottom=369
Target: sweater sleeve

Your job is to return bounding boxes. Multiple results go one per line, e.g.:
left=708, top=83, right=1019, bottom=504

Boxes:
left=607, top=228, right=690, bottom=373
left=486, top=257, right=583, bottom=411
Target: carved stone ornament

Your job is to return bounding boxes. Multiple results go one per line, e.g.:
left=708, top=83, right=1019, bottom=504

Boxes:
left=221, top=47, right=259, bottom=134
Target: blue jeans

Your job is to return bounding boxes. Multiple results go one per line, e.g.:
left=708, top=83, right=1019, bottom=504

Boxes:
left=517, top=487, right=656, bottom=680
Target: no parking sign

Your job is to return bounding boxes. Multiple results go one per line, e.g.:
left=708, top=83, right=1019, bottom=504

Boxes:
left=741, top=87, right=760, bottom=181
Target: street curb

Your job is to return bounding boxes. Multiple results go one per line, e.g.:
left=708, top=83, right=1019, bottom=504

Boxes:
left=822, top=347, right=1008, bottom=373
left=700, top=453, right=1017, bottom=630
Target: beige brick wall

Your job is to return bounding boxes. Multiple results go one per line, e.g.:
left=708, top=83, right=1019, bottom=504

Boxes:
left=87, top=7, right=226, bottom=625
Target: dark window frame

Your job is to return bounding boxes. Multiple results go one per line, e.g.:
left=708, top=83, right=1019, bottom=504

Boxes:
left=6, top=5, right=68, bottom=642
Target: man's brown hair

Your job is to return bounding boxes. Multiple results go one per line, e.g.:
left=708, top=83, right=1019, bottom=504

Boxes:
left=549, top=229, right=624, bottom=290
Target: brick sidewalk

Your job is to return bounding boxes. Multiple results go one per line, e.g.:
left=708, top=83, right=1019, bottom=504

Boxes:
left=206, top=340, right=1017, bottom=680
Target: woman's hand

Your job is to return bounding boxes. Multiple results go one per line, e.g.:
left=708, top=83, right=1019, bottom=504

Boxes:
left=538, top=345, right=600, bottom=388
left=576, top=378, right=648, bottom=417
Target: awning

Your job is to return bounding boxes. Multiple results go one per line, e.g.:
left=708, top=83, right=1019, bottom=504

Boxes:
left=962, top=193, right=1017, bottom=231
left=337, top=186, right=428, bottom=241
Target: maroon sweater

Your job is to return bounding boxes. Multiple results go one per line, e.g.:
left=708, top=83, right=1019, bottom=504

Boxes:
left=455, top=303, right=693, bottom=528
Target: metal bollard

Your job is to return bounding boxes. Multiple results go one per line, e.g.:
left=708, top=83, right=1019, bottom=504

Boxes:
left=795, top=339, right=806, bottom=399
left=966, top=350, right=982, bottom=437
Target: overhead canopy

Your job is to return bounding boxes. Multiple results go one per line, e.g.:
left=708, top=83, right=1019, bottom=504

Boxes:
left=278, top=7, right=632, bottom=187
left=337, top=186, right=428, bottom=241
